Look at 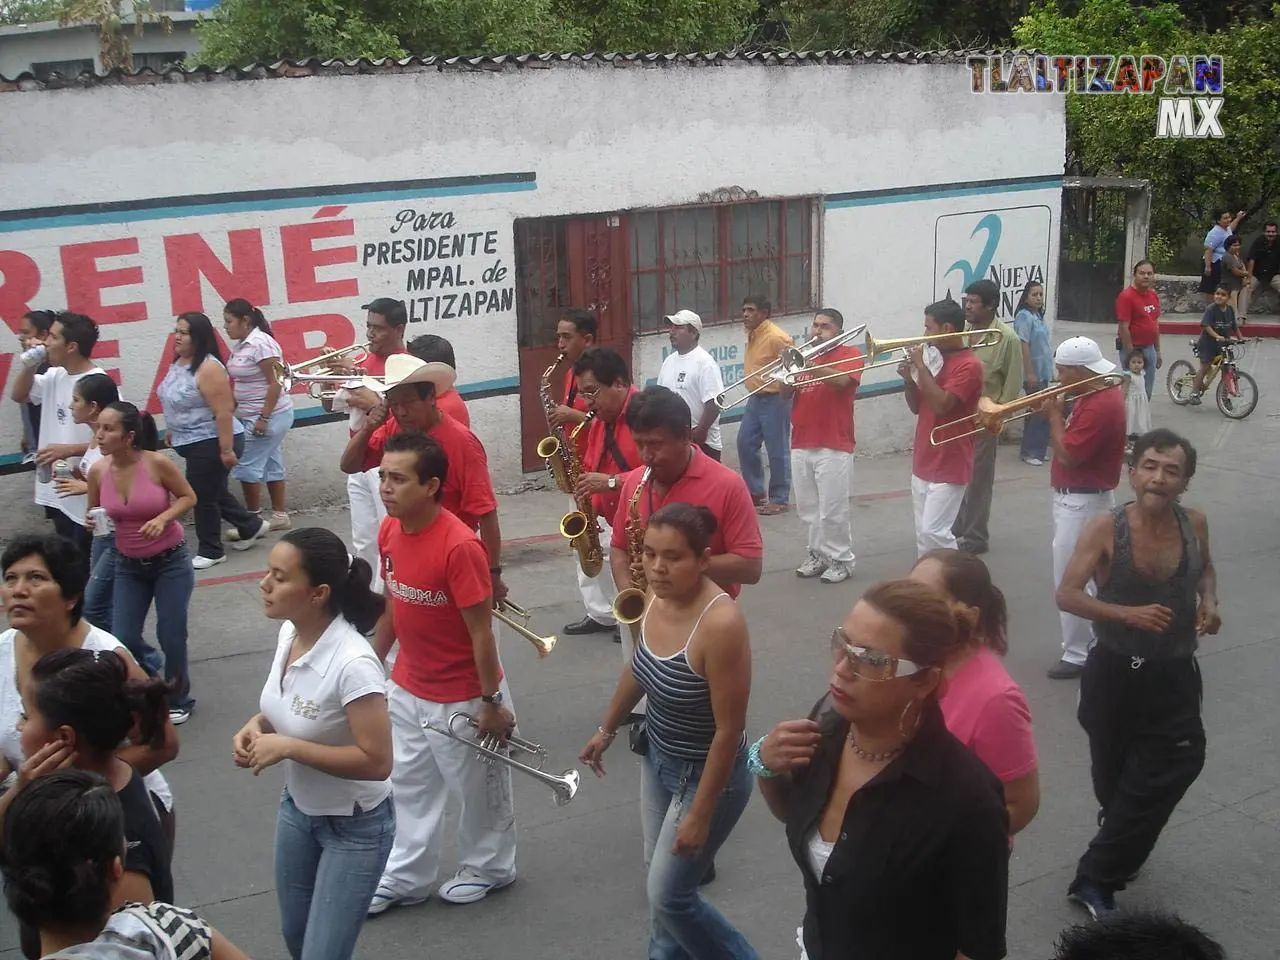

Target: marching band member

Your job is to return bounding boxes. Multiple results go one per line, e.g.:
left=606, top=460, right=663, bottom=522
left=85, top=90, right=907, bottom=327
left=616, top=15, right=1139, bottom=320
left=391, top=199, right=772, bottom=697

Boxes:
left=407, top=333, right=470, bottom=426
left=900, top=300, right=985, bottom=558
left=549, top=308, right=598, bottom=436
left=322, top=298, right=407, bottom=591
left=568, top=347, right=641, bottom=644
left=657, top=310, right=725, bottom=461
left=367, top=431, right=518, bottom=914
left=1043, top=337, right=1126, bottom=680
left=781, top=308, right=864, bottom=585
left=737, top=296, right=795, bottom=515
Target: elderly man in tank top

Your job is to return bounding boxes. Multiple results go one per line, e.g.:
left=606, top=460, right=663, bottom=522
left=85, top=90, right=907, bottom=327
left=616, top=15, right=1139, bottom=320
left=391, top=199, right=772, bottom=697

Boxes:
left=1056, top=428, right=1219, bottom=920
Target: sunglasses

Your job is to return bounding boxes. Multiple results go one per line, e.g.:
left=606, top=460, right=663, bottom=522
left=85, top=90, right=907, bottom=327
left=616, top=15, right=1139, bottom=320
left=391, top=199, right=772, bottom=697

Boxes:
left=830, top=628, right=929, bottom=682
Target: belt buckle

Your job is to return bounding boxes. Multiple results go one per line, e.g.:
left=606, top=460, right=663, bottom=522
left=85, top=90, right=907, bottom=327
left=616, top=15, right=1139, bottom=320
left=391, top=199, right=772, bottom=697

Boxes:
left=1130, top=655, right=1145, bottom=670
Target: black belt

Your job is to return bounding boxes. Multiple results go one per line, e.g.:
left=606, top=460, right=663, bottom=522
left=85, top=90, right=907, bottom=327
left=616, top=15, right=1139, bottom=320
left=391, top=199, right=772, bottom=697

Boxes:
left=119, top=541, right=186, bottom=568
left=1054, top=487, right=1109, bottom=495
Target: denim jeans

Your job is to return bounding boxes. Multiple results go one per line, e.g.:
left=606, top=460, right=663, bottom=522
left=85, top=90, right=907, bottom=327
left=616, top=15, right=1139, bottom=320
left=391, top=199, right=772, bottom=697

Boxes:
left=176, top=432, right=262, bottom=560
left=83, top=535, right=119, bottom=631
left=737, top=392, right=791, bottom=505
left=276, top=790, right=395, bottom=960
left=1117, top=344, right=1157, bottom=398
left=1020, top=390, right=1050, bottom=462
left=640, top=742, right=759, bottom=960
left=112, top=542, right=195, bottom=710
left=232, top=406, right=295, bottom=484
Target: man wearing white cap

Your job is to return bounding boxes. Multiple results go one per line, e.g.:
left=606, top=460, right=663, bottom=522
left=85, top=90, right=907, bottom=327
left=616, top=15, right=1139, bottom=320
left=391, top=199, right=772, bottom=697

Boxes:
left=1045, top=336, right=1126, bottom=679
left=657, top=310, right=725, bottom=461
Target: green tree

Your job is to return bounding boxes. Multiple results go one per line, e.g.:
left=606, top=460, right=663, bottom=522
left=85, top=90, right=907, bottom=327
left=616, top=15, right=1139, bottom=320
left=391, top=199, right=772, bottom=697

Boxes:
left=0, top=0, right=64, bottom=24
left=1014, top=0, right=1280, bottom=258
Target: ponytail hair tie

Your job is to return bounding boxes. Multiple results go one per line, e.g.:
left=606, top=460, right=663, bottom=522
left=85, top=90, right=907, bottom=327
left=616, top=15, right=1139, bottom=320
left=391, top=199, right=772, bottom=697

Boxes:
left=346, top=552, right=355, bottom=572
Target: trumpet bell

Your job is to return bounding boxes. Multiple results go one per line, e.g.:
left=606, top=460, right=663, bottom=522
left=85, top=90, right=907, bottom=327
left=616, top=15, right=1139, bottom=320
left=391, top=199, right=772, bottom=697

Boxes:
left=492, top=603, right=557, bottom=658
left=425, top=712, right=581, bottom=806
left=612, top=587, right=647, bottom=625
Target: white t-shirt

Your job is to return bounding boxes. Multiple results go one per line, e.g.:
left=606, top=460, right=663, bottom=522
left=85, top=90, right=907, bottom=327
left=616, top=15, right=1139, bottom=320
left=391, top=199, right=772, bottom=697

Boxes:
left=0, top=626, right=173, bottom=811
left=29, top=365, right=103, bottom=521
left=657, top=346, right=725, bottom=451
left=259, top=618, right=391, bottom=817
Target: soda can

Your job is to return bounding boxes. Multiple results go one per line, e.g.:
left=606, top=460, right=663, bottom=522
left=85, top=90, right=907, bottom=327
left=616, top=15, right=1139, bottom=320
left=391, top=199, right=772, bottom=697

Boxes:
left=35, top=461, right=52, bottom=484
left=88, top=507, right=110, bottom=537
left=52, top=459, right=73, bottom=481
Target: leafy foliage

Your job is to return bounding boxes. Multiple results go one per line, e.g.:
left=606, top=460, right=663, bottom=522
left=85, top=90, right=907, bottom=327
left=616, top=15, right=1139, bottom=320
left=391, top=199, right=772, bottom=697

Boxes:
left=0, top=0, right=66, bottom=24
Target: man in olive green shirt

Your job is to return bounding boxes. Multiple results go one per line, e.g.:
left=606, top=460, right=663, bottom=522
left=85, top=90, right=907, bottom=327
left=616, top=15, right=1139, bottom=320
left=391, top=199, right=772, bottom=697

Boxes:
left=952, top=279, right=1023, bottom=554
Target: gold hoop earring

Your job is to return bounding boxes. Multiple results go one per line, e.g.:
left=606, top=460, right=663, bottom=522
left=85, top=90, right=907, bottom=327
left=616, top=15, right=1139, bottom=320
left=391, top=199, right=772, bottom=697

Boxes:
left=899, top=699, right=923, bottom=741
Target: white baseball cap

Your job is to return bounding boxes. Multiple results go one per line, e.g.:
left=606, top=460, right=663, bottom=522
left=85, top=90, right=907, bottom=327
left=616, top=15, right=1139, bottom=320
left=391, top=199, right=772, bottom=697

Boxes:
left=663, top=309, right=703, bottom=332
left=1053, top=336, right=1116, bottom=375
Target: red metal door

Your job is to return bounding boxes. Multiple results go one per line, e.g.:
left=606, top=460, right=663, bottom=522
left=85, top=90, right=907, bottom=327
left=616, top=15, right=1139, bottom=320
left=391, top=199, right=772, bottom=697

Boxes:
left=514, top=214, right=630, bottom=472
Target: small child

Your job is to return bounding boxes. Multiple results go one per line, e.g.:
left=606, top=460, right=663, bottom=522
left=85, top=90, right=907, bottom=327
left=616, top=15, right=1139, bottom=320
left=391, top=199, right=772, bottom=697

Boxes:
left=1192, top=285, right=1241, bottom=402
left=1123, top=350, right=1152, bottom=452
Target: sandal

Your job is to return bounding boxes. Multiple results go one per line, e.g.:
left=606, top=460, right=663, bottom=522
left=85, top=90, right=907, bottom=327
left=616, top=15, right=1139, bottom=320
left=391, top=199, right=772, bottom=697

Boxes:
left=756, top=503, right=787, bottom=516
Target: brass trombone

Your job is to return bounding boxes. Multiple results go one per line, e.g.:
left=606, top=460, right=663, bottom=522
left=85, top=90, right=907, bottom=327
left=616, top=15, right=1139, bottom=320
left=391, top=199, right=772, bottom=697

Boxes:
left=713, top=335, right=820, bottom=411
left=772, top=323, right=869, bottom=386
left=492, top=599, right=557, bottom=658
left=423, top=711, right=580, bottom=806
left=774, top=327, right=1003, bottom=387
left=929, top=372, right=1124, bottom=445
left=267, top=342, right=373, bottom=400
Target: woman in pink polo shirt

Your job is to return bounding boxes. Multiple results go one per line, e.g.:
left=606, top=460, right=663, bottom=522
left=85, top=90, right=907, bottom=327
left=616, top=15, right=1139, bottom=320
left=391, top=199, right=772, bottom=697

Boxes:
left=910, top=549, right=1040, bottom=836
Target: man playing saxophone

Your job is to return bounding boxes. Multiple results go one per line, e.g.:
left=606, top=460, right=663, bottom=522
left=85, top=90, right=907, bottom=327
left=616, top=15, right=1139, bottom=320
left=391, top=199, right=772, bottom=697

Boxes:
left=567, top=347, right=641, bottom=645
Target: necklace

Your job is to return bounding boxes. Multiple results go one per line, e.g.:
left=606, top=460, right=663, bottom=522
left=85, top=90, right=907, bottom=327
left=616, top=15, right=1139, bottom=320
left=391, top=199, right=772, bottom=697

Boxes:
left=846, top=730, right=903, bottom=764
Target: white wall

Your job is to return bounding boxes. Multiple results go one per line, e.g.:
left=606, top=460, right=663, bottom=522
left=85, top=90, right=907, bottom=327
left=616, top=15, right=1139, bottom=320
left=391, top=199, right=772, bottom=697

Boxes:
left=0, top=59, right=1064, bottom=521
left=0, top=19, right=198, bottom=79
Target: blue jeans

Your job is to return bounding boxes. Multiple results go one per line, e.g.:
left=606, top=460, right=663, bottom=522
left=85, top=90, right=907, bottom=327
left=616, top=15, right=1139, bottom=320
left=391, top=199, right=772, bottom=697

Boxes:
left=112, top=542, right=195, bottom=711
left=737, top=393, right=791, bottom=505
left=83, top=536, right=118, bottom=631
left=1020, top=383, right=1049, bottom=461
left=276, top=790, right=395, bottom=960
left=232, top=406, right=295, bottom=484
left=1117, top=344, right=1157, bottom=399
left=641, top=742, right=759, bottom=960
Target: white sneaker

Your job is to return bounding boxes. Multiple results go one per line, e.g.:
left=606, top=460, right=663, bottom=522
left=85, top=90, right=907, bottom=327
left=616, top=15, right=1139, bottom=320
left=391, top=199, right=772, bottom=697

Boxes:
left=437, top=868, right=515, bottom=905
left=1021, top=457, right=1045, bottom=466
left=367, top=888, right=428, bottom=917
left=795, top=553, right=828, bottom=578
left=267, top=512, right=292, bottom=532
left=192, top=555, right=227, bottom=571
left=820, top=561, right=855, bottom=584
left=230, top=519, right=269, bottom=552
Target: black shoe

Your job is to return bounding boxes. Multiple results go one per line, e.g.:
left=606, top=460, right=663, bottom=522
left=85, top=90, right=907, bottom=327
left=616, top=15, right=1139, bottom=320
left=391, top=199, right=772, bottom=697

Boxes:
left=1067, top=879, right=1116, bottom=920
left=700, top=862, right=716, bottom=886
left=563, top=617, right=616, bottom=636
left=1047, top=659, right=1085, bottom=680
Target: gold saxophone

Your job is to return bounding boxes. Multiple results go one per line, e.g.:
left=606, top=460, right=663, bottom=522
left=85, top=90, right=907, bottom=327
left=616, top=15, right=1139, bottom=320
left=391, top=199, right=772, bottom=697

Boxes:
left=611, top=466, right=650, bottom=624
left=536, top=354, right=604, bottom=578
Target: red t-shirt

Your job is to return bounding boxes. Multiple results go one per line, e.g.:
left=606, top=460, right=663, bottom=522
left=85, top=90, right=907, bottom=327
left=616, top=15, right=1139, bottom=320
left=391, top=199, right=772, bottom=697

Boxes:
left=379, top=510, right=497, bottom=702
left=790, top=346, right=864, bottom=453
left=344, top=349, right=403, bottom=437
left=362, top=415, right=498, bottom=529
left=581, top=387, right=641, bottom=520
left=436, top=387, right=471, bottom=428
left=912, top=350, right=986, bottom=485
left=1115, top=286, right=1161, bottom=348
left=1050, top=385, right=1126, bottom=490
left=610, top=447, right=763, bottom=599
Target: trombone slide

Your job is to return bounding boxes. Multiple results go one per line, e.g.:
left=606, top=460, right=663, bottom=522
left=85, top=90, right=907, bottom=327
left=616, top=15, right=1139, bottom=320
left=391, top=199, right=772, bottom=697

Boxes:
left=928, top=372, right=1124, bottom=445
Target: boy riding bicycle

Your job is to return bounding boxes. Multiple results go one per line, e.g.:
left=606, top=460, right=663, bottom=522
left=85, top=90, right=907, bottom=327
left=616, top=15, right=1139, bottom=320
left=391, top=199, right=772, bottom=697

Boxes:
left=1192, top=285, right=1241, bottom=402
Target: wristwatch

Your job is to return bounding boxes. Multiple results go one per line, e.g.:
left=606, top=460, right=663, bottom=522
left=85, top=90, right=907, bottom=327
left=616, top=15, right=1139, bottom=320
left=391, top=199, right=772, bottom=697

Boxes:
left=607, top=475, right=618, bottom=490
left=481, top=691, right=504, bottom=706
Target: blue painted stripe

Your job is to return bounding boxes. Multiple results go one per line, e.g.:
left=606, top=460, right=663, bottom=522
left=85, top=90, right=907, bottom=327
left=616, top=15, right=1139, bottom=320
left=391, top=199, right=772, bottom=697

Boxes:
left=825, top=175, right=1062, bottom=209
left=0, top=180, right=537, bottom=234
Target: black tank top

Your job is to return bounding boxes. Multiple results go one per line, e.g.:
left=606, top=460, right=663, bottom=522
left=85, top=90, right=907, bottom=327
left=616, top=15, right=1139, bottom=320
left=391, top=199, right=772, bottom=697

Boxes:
left=1094, top=503, right=1202, bottom=661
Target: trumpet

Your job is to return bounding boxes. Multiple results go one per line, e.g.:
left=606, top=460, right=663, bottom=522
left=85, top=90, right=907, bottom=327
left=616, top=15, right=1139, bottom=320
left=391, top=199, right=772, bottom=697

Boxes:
left=930, top=372, right=1124, bottom=445
left=267, top=342, right=374, bottom=400
left=423, top=711, right=580, bottom=806
left=492, top=599, right=557, bottom=658
left=714, top=335, right=820, bottom=410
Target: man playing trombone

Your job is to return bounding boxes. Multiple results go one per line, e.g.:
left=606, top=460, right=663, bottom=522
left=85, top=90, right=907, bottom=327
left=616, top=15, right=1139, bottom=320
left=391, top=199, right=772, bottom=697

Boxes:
left=1044, top=337, right=1126, bottom=680
left=900, top=300, right=986, bottom=558
left=369, top=431, right=519, bottom=914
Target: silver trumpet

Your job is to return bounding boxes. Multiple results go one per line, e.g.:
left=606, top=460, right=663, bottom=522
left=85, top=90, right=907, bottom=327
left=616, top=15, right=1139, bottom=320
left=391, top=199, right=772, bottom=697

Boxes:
left=423, top=711, right=580, bottom=806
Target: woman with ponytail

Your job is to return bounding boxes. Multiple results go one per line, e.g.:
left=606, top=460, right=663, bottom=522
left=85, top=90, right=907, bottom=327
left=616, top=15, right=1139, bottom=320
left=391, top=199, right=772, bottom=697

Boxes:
left=223, top=299, right=294, bottom=533
left=86, top=402, right=198, bottom=725
left=232, top=527, right=393, bottom=960
left=1, top=770, right=248, bottom=960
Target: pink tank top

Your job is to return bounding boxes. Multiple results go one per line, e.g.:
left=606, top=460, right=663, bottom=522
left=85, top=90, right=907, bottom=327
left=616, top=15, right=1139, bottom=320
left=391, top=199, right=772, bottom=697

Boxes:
left=99, top=460, right=184, bottom=558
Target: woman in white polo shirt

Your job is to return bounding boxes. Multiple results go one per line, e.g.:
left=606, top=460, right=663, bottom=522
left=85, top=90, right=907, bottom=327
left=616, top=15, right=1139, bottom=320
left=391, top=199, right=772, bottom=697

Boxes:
left=232, top=528, right=394, bottom=960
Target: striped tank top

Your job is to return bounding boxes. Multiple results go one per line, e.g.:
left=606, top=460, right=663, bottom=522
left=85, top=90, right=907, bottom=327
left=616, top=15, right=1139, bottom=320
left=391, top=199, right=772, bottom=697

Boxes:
left=631, top=592, right=728, bottom=761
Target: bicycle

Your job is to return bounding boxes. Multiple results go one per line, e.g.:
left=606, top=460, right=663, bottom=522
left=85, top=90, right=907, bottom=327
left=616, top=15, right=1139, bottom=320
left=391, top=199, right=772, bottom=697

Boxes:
left=1166, top=337, right=1260, bottom=420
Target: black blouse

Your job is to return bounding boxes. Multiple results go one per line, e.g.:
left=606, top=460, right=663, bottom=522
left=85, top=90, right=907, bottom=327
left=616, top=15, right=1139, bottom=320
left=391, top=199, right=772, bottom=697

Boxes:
left=782, top=696, right=1009, bottom=960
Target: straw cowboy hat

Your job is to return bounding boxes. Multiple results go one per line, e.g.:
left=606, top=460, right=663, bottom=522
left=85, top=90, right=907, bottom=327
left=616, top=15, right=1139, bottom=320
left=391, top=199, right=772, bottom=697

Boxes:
left=361, top=354, right=457, bottom=395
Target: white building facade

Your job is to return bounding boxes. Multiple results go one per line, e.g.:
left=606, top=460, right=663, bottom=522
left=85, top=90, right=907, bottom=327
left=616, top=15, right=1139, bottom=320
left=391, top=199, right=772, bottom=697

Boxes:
left=0, top=52, right=1065, bottom=506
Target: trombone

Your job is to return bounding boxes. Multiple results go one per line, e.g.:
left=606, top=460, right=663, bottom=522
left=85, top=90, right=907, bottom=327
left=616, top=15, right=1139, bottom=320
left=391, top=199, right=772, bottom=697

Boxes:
left=492, top=599, right=557, bottom=658
left=773, top=327, right=1003, bottom=388
left=423, top=711, right=580, bottom=806
left=713, top=335, right=820, bottom=411
left=268, top=342, right=373, bottom=400
left=771, top=323, right=869, bottom=386
left=930, top=372, right=1124, bottom=445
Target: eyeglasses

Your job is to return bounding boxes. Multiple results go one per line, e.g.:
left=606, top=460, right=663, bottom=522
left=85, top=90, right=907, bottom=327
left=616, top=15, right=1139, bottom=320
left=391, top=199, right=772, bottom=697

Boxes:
left=830, top=628, right=929, bottom=682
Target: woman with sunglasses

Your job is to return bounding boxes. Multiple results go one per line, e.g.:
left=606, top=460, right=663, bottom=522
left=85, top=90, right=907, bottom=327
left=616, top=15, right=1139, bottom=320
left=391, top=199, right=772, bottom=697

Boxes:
left=753, top=579, right=1009, bottom=960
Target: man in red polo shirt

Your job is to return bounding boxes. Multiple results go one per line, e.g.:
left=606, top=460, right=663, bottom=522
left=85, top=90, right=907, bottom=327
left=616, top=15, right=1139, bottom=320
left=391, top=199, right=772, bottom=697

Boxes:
left=370, top=430, right=518, bottom=914
left=1045, top=336, right=1126, bottom=680
left=1115, top=260, right=1162, bottom=399
left=566, top=346, right=640, bottom=644
left=900, top=299, right=986, bottom=558
left=781, top=307, right=864, bottom=584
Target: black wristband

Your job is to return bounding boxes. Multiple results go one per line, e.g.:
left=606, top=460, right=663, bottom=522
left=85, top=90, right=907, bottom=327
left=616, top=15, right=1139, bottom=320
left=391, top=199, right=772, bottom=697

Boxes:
left=489, top=566, right=503, bottom=575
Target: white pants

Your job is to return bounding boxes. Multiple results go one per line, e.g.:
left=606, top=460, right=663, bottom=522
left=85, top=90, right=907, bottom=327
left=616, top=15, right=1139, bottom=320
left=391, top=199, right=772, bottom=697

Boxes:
left=348, top=468, right=386, bottom=595
left=910, top=475, right=967, bottom=558
left=378, top=678, right=518, bottom=898
left=576, top=516, right=618, bottom=626
left=791, top=447, right=854, bottom=564
left=1052, top=490, right=1115, bottom=665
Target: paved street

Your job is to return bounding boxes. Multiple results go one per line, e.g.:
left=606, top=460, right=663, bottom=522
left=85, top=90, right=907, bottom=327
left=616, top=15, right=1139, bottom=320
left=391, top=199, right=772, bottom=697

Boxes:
left=2, top=326, right=1278, bottom=959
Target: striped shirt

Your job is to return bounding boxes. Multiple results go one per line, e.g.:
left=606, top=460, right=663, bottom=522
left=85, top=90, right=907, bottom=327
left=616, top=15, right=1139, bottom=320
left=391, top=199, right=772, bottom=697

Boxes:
left=631, top=592, right=728, bottom=761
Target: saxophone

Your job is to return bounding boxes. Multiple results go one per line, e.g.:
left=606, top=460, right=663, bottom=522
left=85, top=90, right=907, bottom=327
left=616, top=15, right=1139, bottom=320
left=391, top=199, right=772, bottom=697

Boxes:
left=611, top=466, right=651, bottom=624
left=537, top=354, right=604, bottom=578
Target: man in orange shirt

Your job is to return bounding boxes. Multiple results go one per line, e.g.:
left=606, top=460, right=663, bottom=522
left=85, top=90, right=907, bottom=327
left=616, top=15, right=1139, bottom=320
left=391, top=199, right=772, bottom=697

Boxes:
left=569, top=346, right=640, bottom=645
left=369, top=430, right=518, bottom=914
left=781, top=308, right=864, bottom=584
left=737, top=296, right=794, bottom=515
